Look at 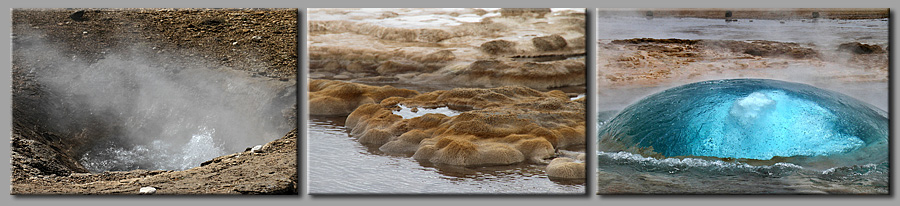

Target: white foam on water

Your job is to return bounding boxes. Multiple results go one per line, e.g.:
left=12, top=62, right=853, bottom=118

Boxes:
left=729, top=91, right=776, bottom=126
left=821, top=163, right=879, bottom=175
left=392, top=104, right=461, bottom=119
left=598, top=151, right=803, bottom=170
left=571, top=94, right=585, bottom=100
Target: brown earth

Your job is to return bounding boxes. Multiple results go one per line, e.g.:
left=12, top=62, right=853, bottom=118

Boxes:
left=11, top=8, right=298, bottom=195
left=12, top=8, right=296, bottom=79
left=12, top=129, right=297, bottom=195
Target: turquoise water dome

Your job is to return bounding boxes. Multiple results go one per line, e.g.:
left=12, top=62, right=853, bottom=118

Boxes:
left=599, top=79, right=888, bottom=168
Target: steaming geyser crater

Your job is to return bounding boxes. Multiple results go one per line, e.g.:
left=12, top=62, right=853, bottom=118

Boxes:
left=598, top=79, right=887, bottom=168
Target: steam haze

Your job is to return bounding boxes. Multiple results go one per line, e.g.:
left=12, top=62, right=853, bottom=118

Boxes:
left=597, top=12, right=888, bottom=113
left=18, top=35, right=296, bottom=172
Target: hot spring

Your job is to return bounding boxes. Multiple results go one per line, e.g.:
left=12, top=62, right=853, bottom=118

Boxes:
left=32, top=55, right=296, bottom=172
left=599, top=79, right=888, bottom=168
left=597, top=79, right=889, bottom=194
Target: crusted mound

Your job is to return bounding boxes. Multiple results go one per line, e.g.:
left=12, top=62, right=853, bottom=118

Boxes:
left=345, top=86, right=585, bottom=166
left=308, top=79, right=420, bottom=116
left=546, top=157, right=585, bottom=179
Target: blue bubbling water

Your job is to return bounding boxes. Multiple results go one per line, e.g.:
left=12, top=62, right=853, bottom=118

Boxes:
left=599, top=79, right=887, bottom=168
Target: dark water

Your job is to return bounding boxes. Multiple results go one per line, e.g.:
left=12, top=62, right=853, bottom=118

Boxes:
left=308, top=116, right=585, bottom=194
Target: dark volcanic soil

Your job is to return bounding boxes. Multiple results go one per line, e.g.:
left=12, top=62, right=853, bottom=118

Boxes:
left=11, top=8, right=297, bottom=195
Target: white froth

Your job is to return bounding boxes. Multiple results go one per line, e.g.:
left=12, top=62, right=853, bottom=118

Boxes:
left=392, top=105, right=461, bottom=119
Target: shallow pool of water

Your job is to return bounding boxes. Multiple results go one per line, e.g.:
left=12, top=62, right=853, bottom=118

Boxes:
left=308, top=116, right=585, bottom=194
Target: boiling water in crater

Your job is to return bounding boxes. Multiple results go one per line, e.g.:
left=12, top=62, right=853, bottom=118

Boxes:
left=33, top=56, right=296, bottom=173
left=80, top=126, right=226, bottom=171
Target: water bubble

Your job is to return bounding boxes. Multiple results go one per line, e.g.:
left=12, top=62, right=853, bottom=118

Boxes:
left=599, top=79, right=887, bottom=168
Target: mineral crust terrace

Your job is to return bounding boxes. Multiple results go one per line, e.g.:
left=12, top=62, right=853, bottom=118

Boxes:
left=310, top=79, right=586, bottom=168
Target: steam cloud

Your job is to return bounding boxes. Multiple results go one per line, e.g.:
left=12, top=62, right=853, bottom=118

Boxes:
left=19, top=38, right=296, bottom=172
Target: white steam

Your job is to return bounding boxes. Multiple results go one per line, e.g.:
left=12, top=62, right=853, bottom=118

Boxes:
left=24, top=44, right=295, bottom=172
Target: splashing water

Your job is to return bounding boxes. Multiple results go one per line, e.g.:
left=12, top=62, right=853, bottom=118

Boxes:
left=174, top=127, right=225, bottom=170
left=599, top=79, right=887, bottom=168
left=80, top=126, right=226, bottom=172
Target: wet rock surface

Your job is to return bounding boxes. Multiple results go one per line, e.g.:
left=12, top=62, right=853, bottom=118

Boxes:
left=343, top=84, right=586, bottom=166
left=12, top=8, right=298, bottom=195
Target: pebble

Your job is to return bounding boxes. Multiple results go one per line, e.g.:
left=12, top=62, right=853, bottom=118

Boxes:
left=250, top=145, right=263, bottom=153
left=139, top=186, right=157, bottom=194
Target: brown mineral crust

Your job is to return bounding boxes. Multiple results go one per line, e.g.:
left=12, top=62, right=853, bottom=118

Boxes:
left=612, top=38, right=819, bottom=59
left=702, top=40, right=819, bottom=59
left=532, top=34, right=569, bottom=51
left=480, top=39, right=518, bottom=55
left=428, top=59, right=586, bottom=90
left=837, top=42, right=889, bottom=72
left=345, top=86, right=585, bottom=166
left=308, top=9, right=586, bottom=89
left=420, top=50, right=457, bottom=63
left=309, top=20, right=453, bottom=43
left=546, top=157, right=586, bottom=179
left=308, top=47, right=448, bottom=75
left=598, top=38, right=845, bottom=87
left=308, top=79, right=420, bottom=116
left=12, top=129, right=298, bottom=195
left=838, top=42, right=885, bottom=54
left=499, top=8, right=553, bottom=18
left=611, top=38, right=701, bottom=45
